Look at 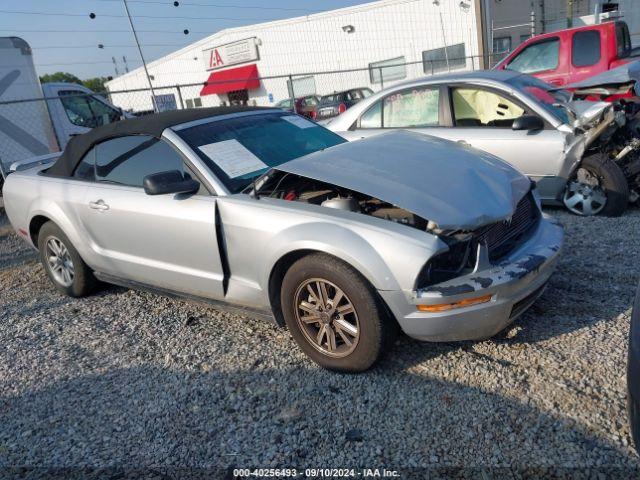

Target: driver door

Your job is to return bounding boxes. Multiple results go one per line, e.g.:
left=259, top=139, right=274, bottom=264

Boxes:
left=73, top=134, right=226, bottom=300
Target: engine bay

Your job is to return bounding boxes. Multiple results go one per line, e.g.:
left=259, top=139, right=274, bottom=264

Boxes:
left=254, top=171, right=429, bottom=231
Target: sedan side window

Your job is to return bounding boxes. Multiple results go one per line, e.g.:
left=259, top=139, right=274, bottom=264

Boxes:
left=95, top=135, right=184, bottom=187
left=506, top=38, right=559, bottom=74
left=359, top=101, right=382, bottom=128
left=451, top=88, right=524, bottom=128
left=383, top=87, right=439, bottom=128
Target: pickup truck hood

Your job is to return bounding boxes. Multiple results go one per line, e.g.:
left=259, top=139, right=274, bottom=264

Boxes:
left=277, top=130, right=531, bottom=230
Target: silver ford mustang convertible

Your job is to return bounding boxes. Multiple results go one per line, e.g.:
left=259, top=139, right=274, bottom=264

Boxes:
left=2, top=107, right=564, bottom=371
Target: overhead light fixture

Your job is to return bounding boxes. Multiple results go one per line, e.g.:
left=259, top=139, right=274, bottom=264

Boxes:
left=459, top=1, right=471, bottom=11
left=341, top=25, right=355, bottom=33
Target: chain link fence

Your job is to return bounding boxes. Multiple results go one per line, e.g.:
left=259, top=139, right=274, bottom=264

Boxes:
left=0, top=53, right=505, bottom=175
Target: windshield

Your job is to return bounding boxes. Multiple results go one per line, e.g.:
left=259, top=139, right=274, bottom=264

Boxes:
left=177, top=112, right=346, bottom=193
left=506, top=74, right=572, bottom=124
left=320, top=94, right=338, bottom=105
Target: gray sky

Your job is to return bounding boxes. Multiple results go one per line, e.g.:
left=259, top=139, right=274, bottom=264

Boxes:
left=1, top=0, right=370, bottom=79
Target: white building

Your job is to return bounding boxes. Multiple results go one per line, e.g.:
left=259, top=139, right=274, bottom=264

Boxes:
left=106, top=0, right=640, bottom=113
left=106, top=0, right=487, bottom=113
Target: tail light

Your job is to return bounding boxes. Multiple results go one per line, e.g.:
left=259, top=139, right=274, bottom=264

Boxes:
left=311, top=109, right=317, bottom=120
left=338, top=103, right=347, bottom=114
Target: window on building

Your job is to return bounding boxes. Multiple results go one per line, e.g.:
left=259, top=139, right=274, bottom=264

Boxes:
left=194, top=98, right=203, bottom=107
left=287, top=76, right=317, bottom=98
left=506, top=37, right=559, bottom=74
left=451, top=88, right=524, bottom=128
left=59, top=90, right=121, bottom=128
left=422, top=44, right=466, bottom=74
left=493, top=37, right=512, bottom=54
left=369, top=57, right=407, bottom=84
left=572, top=30, right=601, bottom=67
left=95, top=135, right=184, bottom=187
left=186, top=99, right=194, bottom=109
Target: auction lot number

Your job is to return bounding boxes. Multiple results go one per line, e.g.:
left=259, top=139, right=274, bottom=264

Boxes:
left=233, top=468, right=399, bottom=478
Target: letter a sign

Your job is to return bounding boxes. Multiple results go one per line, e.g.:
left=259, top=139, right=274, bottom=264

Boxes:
left=209, top=49, right=224, bottom=69
left=202, top=38, right=259, bottom=71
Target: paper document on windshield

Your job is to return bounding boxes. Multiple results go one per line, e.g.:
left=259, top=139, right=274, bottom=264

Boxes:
left=198, top=139, right=268, bottom=179
left=282, top=115, right=315, bottom=129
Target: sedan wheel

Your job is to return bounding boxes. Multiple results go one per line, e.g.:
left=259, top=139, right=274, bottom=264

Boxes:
left=294, top=278, right=360, bottom=358
left=562, top=167, right=607, bottom=216
left=45, top=236, right=75, bottom=287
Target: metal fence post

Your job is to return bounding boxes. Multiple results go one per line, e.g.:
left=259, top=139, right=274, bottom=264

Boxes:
left=379, top=67, right=384, bottom=90
left=176, top=85, right=184, bottom=110
left=288, top=74, right=296, bottom=112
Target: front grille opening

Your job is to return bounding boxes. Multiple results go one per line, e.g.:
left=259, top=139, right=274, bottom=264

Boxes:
left=416, top=191, right=540, bottom=290
left=472, top=192, right=540, bottom=262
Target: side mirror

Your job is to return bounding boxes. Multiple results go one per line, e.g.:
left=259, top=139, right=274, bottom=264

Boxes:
left=512, top=114, right=544, bottom=131
left=143, top=170, right=199, bottom=196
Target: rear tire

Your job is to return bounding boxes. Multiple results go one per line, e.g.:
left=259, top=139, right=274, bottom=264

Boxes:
left=563, top=154, right=629, bottom=217
left=280, top=253, right=396, bottom=372
left=37, top=221, right=96, bottom=297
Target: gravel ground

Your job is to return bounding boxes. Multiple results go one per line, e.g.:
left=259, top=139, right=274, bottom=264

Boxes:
left=1, top=208, right=639, bottom=473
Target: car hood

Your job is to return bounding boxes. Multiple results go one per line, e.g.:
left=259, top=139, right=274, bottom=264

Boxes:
left=276, top=130, right=531, bottom=230
left=564, top=60, right=640, bottom=94
left=568, top=100, right=612, bottom=128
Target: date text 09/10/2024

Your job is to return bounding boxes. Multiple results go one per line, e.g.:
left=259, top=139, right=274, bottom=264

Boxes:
left=233, top=468, right=400, bottom=478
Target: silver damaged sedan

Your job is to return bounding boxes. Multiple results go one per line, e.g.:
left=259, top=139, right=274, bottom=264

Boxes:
left=2, top=107, right=564, bottom=371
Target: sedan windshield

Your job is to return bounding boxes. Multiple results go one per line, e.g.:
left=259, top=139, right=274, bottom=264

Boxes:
left=176, top=112, right=346, bottom=193
left=506, top=74, right=572, bottom=124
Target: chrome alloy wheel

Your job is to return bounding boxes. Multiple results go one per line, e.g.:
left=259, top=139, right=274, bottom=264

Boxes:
left=45, top=236, right=75, bottom=287
left=563, top=167, right=607, bottom=216
left=293, top=278, right=360, bottom=358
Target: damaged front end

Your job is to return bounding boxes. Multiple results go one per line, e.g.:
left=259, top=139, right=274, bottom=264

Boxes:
left=582, top=99, right=640, bottom=202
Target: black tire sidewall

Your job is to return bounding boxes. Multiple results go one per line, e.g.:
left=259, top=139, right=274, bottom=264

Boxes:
left=37, top=222, right=94, bottom=297
left=280, top=254, right=389, bottom=372
left=572, top=155, right=629, bottom=217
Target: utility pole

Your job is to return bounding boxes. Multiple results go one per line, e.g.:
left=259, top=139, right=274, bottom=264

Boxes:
left=122, top=0, right=157, bottom=111
left=112, top=56, right=120, bottom=76
left=567, top=0, right=573, bottom=28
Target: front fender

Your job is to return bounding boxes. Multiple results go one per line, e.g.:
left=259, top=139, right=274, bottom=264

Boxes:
left=262, top=221, right=438, bottom=293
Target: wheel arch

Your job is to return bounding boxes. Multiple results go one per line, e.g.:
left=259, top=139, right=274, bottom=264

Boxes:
left=29, top=214, right=51, bottom=247
left=267, top=248, right=397, bottom=329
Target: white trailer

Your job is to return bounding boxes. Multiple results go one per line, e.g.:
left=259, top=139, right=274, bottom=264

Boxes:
left=0, top=37, right=124, bottom=182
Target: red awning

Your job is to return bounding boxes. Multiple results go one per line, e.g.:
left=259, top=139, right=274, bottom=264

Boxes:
left=200, top=64, right=260, bottom=96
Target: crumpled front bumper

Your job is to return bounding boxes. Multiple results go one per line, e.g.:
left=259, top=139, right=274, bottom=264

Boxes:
left=379, top=214, right=564, bottom=342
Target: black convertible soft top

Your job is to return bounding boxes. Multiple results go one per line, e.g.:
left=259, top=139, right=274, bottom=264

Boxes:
left=46, top=106, right=275, bottom=177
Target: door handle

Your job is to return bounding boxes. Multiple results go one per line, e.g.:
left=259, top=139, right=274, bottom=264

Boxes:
left=89, top=199, right=109, bottom=211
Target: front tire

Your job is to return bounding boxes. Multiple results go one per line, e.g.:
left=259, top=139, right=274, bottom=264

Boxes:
left=37, top=221, right=96, bottom=297
left=280, top=253, right=396, bottom=372
left=563, top=154, right=629, bottom=216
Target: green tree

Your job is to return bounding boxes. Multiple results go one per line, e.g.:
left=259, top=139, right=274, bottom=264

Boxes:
left=82, top=77, right=109, bottom=93
left=39, top=71, right=82, bottom=85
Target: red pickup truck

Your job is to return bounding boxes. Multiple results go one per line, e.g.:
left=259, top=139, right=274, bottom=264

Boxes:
left=495, top=20, right=639, bottom=87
